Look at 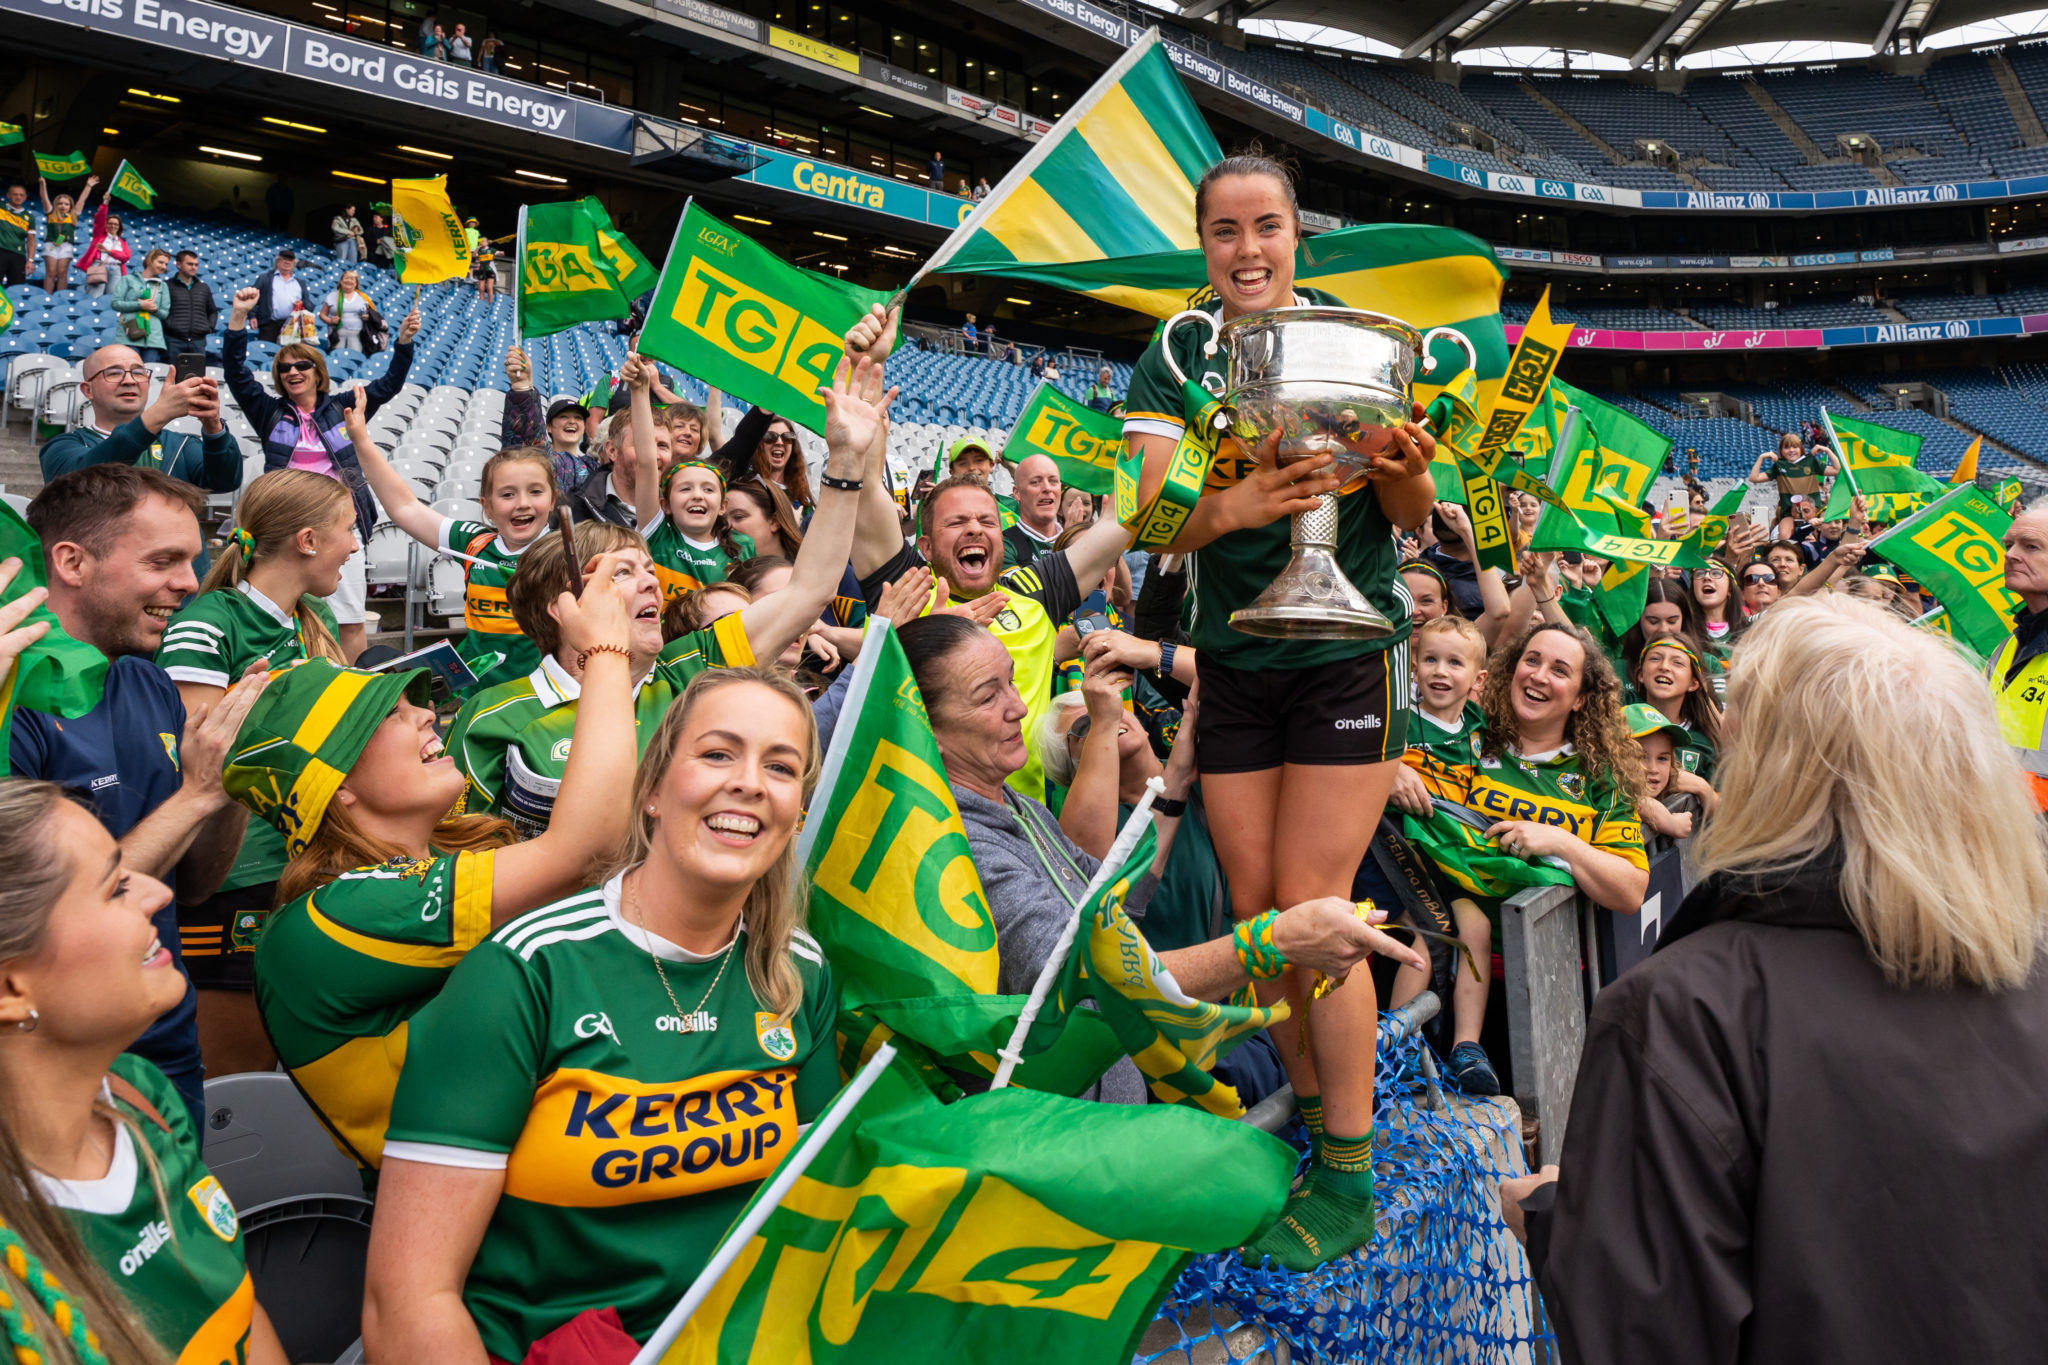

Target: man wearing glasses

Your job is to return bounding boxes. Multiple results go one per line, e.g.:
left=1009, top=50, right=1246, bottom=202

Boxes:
left=40, top=345, right=242, bottom=492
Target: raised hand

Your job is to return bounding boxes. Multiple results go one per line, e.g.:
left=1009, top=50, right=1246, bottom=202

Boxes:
left=844, top=303, right=900, bottom=359
left=875, top=564, right=937, bottom=623
left=0, top=560, right=52, bottom=695
left=231, top=286, right=260, bottom=317
left=552, top=551, right=635, bottom=658
left=818, top=352, right=898, bottom=464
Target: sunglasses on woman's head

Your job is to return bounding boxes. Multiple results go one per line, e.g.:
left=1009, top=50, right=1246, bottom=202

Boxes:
left=278, top=360, right=318, bottom=374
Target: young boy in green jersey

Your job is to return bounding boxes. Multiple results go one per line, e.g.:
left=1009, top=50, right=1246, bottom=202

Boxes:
left=1390, top=614, right=1501, bottom=1096
left=344, top=397, right=559, bottom=694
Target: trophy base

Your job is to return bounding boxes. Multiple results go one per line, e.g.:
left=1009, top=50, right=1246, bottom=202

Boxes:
left=1229, top=544, right=1395, bottom=640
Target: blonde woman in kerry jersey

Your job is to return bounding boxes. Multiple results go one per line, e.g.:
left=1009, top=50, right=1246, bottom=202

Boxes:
left=367, top=668, right=836, bottom=1363
left=1117, top=153, right=1440, bottom=1271
left=342, top=395, right=559, bottom=694
left=155, top=468, right=351, bottom=1078
left=0, top=779, right=288, bottom=1364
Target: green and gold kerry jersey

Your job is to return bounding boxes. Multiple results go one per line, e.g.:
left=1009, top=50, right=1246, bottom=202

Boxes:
left=440, top=518, right=542, bottom=695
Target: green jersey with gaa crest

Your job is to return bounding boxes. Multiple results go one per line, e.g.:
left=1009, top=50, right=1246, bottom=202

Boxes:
left=42, top=1056, right=256, bottom=1362
left=642, top=519, right=755, bottom=605
left=255, top=849, right=498, bottom=1171
left=446, top=615, right=754, bottom=821
left=1456, top=731, right=1647, bottom=874
left=156, top=582, right=341, bottom=895
left=384, top=875, right=837, bottom=1361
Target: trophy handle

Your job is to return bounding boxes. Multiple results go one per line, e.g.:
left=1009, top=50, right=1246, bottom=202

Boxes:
left=1161, top=309, right=1224, bottom=396
left=1419, top=326, right=1478, bottom=376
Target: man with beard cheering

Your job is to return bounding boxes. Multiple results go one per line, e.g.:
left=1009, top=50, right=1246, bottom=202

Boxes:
left=844, top=308, right=1130, bottom=802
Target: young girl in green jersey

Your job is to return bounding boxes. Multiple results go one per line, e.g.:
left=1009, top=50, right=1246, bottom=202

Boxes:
left=369, top=617, right=839, bottom=1365
left=344, top=399, right=560, bottom=694
left=0, top=779, right=290, bottom=1365
left=1632, top=635, right=1723, bottom=805
left=156, top=469, right=352, bottom=1077
left=1113, top=151, right=1441, bottom=1270
left=636, top=451, right=753, bottom=604
left=222, top=554, right=640, bottom=1175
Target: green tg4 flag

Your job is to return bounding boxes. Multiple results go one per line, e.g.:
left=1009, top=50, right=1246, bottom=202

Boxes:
left=651, top=1052, right=1296, bottom=1365
left=639, top=201, right=890, bottom=437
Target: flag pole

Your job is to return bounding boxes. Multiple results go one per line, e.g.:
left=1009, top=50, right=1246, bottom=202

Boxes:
left=628, top=1041, right=900, bottom=1365
left=512, top=204, right=527, bottom=358
left=990, top=776, right=1163, bottom=1092
left=1818, top=407, right=1858, bottom=501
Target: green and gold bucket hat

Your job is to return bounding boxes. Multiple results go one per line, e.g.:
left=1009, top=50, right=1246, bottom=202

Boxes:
left=224, top=659, right=433, bottom=857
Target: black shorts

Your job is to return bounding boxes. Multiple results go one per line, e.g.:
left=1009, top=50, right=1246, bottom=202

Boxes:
left=178, top=883, right=275, bottom=992
left=1195, top=645, right=1412, bottom=772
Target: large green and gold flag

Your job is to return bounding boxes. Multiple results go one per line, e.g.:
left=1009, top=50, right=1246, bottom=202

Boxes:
left=106, top=160, right=156, bottom=211
left=1870, top=482, right=2019, bottom=657
left=655, top=1053, right=1295, bottom=1365
left=1821, top=409, right=1941, bottom=517
left=390, top=174, right=470, bottom=284
left=0, top=505, right=108, bottom=776
left=640, top=202, right=890, bottom=438
left=1550, top=378, right=1668, bottom=511
left=1400, top=802, right=1577, bottom=901
left=584, top=196, right=658, bottom=297
left=0, top=123, right=23, bottom=148
left=34, top=150, right=89, bottom=180
left=1005, top=383, right=1122, bottom=495
left=0, top=293, right=13, bottom=334
left=912, top=30, right=1219, bottom=316
left=516, top=200, right=633, bottom=339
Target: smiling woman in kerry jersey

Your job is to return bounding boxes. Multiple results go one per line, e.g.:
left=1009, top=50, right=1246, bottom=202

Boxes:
left=1115, top=152, right=1440, bottom=1270
left=219, top=555, right=641, bottom=1178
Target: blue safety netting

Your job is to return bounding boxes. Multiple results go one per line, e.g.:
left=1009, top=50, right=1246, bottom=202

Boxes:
left=1137, top=1026, right=1550, bottom=1364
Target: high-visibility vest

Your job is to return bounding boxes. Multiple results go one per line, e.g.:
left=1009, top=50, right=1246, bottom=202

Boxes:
left=1986, top=629, right=2048, bottom=810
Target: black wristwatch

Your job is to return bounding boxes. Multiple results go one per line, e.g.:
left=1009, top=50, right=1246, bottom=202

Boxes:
left=1154, top=796, right=1188, bottom=818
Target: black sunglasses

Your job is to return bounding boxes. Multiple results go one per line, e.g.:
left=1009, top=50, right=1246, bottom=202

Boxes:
left=1743, top=572, right=1777, bottom=585
left=278, top=360, right=318, bottom=374
left=762, top=433, right=795, bottom=445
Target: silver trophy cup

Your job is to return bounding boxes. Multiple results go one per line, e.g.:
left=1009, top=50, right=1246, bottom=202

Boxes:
left=1162, top=306, right=1476, bottom=639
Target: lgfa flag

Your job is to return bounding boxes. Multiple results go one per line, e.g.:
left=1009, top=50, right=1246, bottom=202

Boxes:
left=516, top=200, right=633, bottom=339
left=390, top=175, right=470, bottom=284
left=0, top=504, right=108, bottom=775
left=1006, top=382, right=1122, bottom=495
left=0, top=123, right=22, bottom=148
left=639, top=201, right=890, bottom=438
left=651, top=1053, right=1296, bottom=1365
left=584, top=197, right=657, bottom=297
left=910, top=29, right=1220, bottom=314
left=33, top=150, right=90, bottom=180
left=107, top=160, right=156, bottom=211
left=1869, top=482, right=2020, bottom=658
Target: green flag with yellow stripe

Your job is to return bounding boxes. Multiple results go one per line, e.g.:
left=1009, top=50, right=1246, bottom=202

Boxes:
left=1869, top=483, right=2019, bottom=658
left=654, top=1051, right=1294, bottom=1365
left=516, top=200, right=634, bottom=339
left=0, top=123, right=24, bottom=148
left=107, top=159, right=156, bottom=211
left=34, top=150, right=89, bottom=179
left=912, top=30, right=1219, bottom=315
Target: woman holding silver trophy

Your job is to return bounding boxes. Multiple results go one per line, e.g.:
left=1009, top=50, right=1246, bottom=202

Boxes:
left=1120, top=153, right=1447, bottom=1271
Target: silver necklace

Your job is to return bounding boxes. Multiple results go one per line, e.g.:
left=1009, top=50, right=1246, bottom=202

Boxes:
left=626, top=876, right=735, bottom=1033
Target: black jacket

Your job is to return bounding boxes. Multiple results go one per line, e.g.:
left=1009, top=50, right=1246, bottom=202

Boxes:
left=160, top=275, right=217, bottom=343
left=1530, top=858, right=2048, bottom=1365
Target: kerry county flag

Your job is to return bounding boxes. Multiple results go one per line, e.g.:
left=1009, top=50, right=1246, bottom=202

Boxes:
left=1821, top=409, right=1941, bottom=517
left=1006, top=383, right=1122, bottom=495
left=0, top=504, right=108, bottom=775
left=584, top=196, right=658, bottom=297
left=390, top=174, right=471, bottom=284
left=640, top=202, right=889, bottom=438
left=516, top=200, right=634, bottom=339
left=651, top=1053, right=1295, bottom=1365
left=1870, top=482, right=2020, bottom=657
left=107, top=160, right=156, bottom=211
left=910, top=30, right=1220, bottom=315
left=0, top=123, right=23, bottom=149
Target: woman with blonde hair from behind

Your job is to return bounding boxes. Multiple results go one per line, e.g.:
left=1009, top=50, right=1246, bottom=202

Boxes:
left=1506, top=594, right=2048, bottom=1365
left=365, top=667, right=840, bottom=1363
left=155, top=468, right=353, bottom=1077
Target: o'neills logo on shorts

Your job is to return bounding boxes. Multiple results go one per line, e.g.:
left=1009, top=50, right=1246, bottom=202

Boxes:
left=1333, top=715, right=1384, bottom=730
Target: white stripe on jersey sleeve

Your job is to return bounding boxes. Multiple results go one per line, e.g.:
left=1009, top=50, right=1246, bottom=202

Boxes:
left=381, top=1140, right=508, bottom=1170
left=519, top=917, right=619, bottom=961
left=161, top=666, right=231, bottom=688
left=789, top=932, right=823, bottom=967
left=494, top=895, right=607, bottom=949
left=1122, top=416, right=1184, bottom=444
left=163, top=619, right=227, bottom=641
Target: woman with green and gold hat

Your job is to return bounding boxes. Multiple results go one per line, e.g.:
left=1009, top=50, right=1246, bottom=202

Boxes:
left=224, top=555, right=640, bottom=1175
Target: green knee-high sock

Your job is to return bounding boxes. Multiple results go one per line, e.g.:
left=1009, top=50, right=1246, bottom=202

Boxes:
left=1242, top=1129, right=1378, bottom=1274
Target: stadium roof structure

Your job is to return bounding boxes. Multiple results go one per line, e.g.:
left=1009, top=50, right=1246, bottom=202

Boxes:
left=1187, top=0, right=2038, bottom=67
